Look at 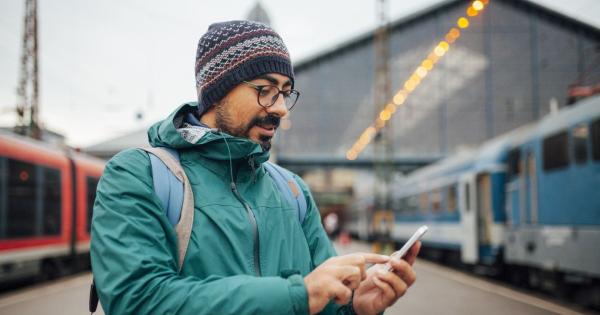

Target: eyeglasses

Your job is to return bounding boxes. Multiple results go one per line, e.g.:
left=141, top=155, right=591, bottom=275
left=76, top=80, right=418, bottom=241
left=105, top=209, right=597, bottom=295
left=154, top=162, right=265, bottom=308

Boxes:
left=243, top=81, right=300, bottom=111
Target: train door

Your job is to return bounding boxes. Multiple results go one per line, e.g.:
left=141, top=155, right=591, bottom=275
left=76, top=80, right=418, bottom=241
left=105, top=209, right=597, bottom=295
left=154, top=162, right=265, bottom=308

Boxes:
left=476, top=173, right=493, bottom=247
left=523, top=151, right=538, bottom=224
left=459, top=174, right=478, bottom=263
left=506, top=148, right=521, bottom=226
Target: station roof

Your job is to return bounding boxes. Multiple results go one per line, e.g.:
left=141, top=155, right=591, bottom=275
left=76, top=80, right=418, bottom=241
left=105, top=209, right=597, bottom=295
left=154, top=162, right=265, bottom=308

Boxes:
left=294, top=0, right=600, bottom=72
left=84, top=127, right=148, bottom=159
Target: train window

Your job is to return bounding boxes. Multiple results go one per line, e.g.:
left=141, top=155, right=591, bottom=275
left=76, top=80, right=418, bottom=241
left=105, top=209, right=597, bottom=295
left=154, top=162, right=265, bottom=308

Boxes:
left=507, top=148, right=521, bottom=179
left=419, top=193, right=429, bottom=213
left=407, top=195, right=418, bottom=213
left=6, top=159, right=37, bottom=238
left=447, top=185, right=457, bottom=213
left=431, top=189, right=442, bottom=213
left=86, top=177, right=100, bottom=233
left=3, top=159, right=62, bottom=239
left=593, top=119, right=600, bottom=161
left=543, top=131, right=569, bottom=171
left=572, top=124, right=589, bottom=165
left=42, top=167, right=62, bottom=236
left=395, top=197, right=405, bottom=214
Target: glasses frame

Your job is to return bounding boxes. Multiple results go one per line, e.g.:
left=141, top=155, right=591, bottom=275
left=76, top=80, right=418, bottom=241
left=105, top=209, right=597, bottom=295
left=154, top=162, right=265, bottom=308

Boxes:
left=243, top=81, right=301, bottom=111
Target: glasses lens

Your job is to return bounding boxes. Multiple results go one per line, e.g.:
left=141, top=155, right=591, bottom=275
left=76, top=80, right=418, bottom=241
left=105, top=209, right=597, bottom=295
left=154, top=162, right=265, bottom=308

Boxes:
left=258, top=86, right=279, bottom=107
left=285, top=91, right=299, bottom=110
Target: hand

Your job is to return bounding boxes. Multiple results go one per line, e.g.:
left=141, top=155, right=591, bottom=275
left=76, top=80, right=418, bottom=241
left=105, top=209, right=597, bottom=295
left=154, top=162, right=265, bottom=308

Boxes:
left=352, top=241, right=421, bottom=315
left=304, top=253, right=389, bottom=315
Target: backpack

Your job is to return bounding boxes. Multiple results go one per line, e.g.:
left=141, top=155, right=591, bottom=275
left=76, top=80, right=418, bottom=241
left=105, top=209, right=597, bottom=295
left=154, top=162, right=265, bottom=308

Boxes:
left=89, top=147, right=308, bottom=313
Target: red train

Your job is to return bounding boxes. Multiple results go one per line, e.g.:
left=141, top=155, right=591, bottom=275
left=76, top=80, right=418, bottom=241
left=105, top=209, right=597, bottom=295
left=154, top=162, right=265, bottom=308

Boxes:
left=0, top=130, right=105, bottom=283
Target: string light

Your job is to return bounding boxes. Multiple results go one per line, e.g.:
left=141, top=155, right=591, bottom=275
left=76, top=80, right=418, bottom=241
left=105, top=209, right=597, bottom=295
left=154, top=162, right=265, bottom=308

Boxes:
left=416, top=66, right=428, bottom=78
left=385, top=103, right=397, bottom=114
left=421, top=59, right=434, bottom=70
left=393, top=91, right=407, bottom=105
left=346, top=1, right=488, bottom=160
left=467, top=7, right=478, bottom=17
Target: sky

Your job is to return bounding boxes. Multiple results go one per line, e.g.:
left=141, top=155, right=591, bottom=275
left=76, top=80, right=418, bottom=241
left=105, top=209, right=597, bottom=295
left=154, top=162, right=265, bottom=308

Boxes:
left=1, top=0, right=599, bottom=148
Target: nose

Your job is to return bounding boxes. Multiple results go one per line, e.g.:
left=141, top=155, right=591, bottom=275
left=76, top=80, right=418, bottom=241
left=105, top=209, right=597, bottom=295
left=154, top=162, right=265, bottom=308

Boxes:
left=266, top=93, right=289, bottom=118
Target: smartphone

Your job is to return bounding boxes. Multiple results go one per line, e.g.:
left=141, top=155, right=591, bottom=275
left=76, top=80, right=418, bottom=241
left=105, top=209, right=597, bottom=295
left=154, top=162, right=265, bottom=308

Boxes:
left=379, top=225, right=428, bottom=271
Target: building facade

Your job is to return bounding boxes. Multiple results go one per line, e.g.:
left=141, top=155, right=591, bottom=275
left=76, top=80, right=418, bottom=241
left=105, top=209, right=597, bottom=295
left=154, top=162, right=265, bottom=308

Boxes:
left=274, top=0, right=600, bottom=164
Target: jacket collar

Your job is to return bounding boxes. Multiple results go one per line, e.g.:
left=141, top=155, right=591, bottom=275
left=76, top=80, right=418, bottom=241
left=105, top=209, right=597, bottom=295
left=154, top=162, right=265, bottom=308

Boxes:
left=147, top=102, right=271, bottom=177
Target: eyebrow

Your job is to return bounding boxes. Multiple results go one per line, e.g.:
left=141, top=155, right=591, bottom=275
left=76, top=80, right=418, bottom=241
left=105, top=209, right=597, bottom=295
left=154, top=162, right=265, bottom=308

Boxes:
left=256, top=74, right=292, bottom=88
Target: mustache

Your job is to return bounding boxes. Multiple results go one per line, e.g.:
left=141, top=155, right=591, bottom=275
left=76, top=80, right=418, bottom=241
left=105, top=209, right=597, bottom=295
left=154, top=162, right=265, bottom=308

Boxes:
left=250, top=114, right=281, bottom=129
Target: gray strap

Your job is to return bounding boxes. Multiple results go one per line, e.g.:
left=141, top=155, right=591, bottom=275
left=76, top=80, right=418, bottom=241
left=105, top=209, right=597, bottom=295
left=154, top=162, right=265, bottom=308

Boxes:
left=141, top=147, right=194, bottom=272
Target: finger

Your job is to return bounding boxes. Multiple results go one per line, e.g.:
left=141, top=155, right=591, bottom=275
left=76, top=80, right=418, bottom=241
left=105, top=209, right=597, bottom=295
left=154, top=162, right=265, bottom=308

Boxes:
left=335, top=253, right=389, bottom=280
left=373, top=272, right=397, bottom=304
left=333, top=266, right=362, bottom=289
left=404, top=241, right=421, bottom=265
left=335, top=253, right=389, bottom=266
left=358, top=253, right=391, bottom=279
left=377, top=268, right=408, bottom=300
left=361, top=253, right=391, bottom=265
left=331, top=281, right=353, bottom=305
left=388, top=259, right=416, bottom=286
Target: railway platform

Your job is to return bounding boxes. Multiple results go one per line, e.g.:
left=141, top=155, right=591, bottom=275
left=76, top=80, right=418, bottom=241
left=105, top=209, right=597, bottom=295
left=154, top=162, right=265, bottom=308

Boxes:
left=0, top=240, right=596, bottom=315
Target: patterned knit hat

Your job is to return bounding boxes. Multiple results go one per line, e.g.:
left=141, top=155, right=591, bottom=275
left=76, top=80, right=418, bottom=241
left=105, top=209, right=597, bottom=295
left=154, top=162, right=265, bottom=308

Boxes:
left=195, top=20, right=294, bottom=114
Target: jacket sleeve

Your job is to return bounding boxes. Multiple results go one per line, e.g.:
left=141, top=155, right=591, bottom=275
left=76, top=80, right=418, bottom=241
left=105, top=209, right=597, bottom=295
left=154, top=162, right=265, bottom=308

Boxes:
left=91, top=149, right=308, bottom=315
left=294, top=175, right=337, bottom=266
left=294, top=176, right=358, bottom=315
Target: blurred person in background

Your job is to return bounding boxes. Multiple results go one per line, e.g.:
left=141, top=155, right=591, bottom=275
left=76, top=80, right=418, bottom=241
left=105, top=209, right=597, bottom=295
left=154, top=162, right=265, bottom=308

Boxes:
left=91, top=20, right=420, bottom=315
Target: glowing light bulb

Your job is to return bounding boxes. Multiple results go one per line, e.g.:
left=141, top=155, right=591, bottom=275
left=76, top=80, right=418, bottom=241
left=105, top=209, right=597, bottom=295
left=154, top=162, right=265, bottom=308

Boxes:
left=380, top=110, right=392, bottom=121
left=434, top=46, right=446, bottom=57
left=404, top=80, right=416, bottom=92
left=393, top=93, right=406, bottom=105
left=422, top=59, right=434, bottom=70
left=458, top=17, right=469, bottom=28
left=416, top=67, right=428, bottom=79
left=467, top=7, right=478, bottom=17
left=473, top=1, right=484, bottom=11
left=385, top=103, right=396, bottom=114
left=410, top=74, right=421, bottom=84
left=428, top=52, right=440, bottom=63
left=449, top=27, right=460, bottom=39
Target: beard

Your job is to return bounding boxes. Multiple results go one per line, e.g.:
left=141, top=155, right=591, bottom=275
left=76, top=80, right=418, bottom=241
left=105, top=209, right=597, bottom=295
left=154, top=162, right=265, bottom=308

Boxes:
left=214, top=101, right=281, bottom=151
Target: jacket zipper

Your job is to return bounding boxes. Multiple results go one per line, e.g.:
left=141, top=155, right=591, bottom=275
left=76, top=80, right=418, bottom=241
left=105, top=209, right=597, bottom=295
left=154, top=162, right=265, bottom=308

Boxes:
left=230, top=182, right=262, bottom=277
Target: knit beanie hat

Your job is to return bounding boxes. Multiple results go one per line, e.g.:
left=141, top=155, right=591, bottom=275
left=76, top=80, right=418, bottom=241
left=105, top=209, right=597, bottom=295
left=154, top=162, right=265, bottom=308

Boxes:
left=194, top=20, right=294, bottom=114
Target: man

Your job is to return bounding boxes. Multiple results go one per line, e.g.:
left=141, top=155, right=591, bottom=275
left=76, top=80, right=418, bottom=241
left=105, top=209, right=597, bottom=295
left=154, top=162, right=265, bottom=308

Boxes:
left=91, top=20, right=420, bottom=315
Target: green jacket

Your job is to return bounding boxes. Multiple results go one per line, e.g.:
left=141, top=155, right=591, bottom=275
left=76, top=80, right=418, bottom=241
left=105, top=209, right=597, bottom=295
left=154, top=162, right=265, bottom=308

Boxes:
left=91, top=103, right=344, bottom=314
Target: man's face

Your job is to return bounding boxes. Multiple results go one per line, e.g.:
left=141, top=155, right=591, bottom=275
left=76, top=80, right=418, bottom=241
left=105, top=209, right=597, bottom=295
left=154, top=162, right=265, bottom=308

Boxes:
left=214, top=73, right=292, bottom=151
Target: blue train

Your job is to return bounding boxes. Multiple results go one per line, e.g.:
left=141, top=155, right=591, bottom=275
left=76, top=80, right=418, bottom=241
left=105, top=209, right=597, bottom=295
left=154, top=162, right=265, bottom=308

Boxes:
left=346, top=95, right=600, bottom=302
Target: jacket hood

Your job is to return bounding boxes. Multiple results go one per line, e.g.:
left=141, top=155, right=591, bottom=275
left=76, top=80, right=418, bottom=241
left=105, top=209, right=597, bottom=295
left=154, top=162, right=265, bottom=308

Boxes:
left=147, top=102, right=270, bottom=164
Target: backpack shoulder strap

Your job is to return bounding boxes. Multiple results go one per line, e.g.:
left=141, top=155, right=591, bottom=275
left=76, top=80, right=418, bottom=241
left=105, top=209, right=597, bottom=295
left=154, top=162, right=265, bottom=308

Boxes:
left=140, top=147, right=194, bottom=272
left=146, top=147, right=183, bottom=225
left=264, top=161, right=308, bottom=224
